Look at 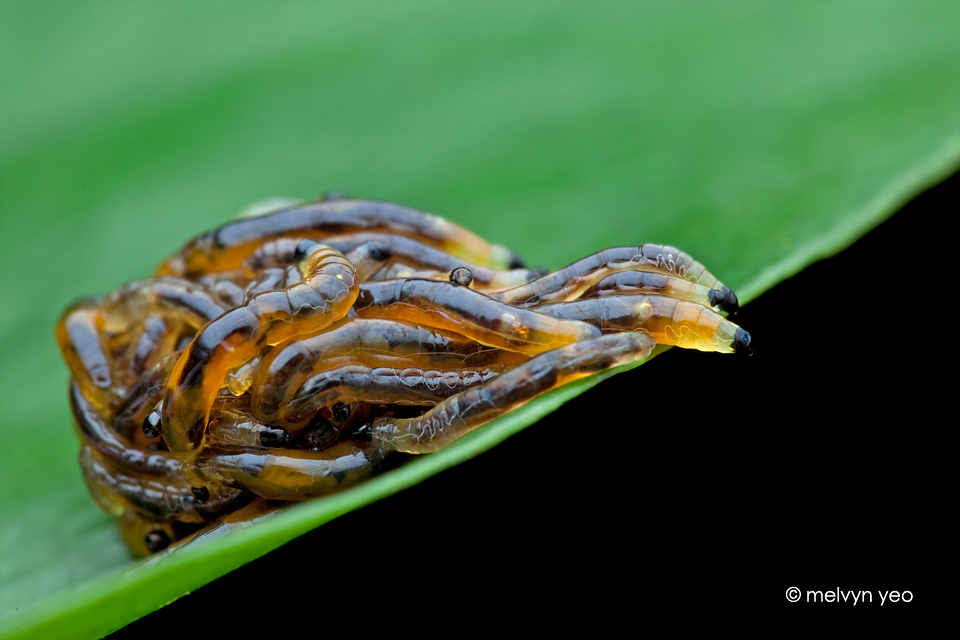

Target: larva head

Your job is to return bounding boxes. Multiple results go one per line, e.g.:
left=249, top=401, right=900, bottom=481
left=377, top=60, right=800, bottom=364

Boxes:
left=490, top=243, right=527, bottom=270
left=293, top=239, right=322, bottom=265
left=733, top=327, right=753, bottom=356
left=119, top=511, right=197, bottom=558
left=720, top=286, right=739, bottom=314
left=708, top=286, right=740, bottom=314
left=448, top=267, right=474, bottom=287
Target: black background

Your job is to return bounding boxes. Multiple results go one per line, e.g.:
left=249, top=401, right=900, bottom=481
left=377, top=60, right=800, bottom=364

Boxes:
left=113, top=172, right=954, bottom=635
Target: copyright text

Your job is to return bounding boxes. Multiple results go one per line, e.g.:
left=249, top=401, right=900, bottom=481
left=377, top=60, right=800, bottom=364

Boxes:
left=785, top=587, right=913, bottom=606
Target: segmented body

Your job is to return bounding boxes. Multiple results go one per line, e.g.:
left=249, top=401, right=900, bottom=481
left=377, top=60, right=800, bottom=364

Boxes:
left=57, top=196, right=752, bottom=556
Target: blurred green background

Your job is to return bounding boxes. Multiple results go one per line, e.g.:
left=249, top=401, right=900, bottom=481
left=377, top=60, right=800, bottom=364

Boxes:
left=1, top=1, right=958, bottom=637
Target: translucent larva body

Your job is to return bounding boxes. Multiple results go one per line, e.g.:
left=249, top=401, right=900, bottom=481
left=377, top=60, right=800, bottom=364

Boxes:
left=490, top=245, right=738, bottom=312
left=283, top=364, right=508, bottom=428
left=57, top=194, right=752, bottom=556
left=162, top=243, right=360, bottom=458
left=250, top=318, right=530, bottom=428
left=156, top=198, right=524, bottom=278
left=354, top=279, right=602, bottom=355
left=368, top=332, right=656, bottom=454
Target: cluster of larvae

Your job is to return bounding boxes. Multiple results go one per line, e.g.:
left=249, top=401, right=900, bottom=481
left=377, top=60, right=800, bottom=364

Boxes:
left=57, top=196, right=752, bottom=556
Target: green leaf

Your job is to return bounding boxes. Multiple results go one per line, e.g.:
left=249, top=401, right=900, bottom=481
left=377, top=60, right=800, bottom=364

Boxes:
left=0, top=2, right=957, bottom=637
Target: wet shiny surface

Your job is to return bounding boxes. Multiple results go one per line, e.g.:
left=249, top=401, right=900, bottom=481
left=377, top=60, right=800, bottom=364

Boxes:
left=57, top=196, right=750, bottom=555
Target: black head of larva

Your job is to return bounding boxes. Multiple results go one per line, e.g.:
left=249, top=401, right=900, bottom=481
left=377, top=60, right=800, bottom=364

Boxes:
left=144, top=530, right=171, bottom=553
left=191, top=486, right=209, bottom=502
left=293, top=240, right=320, bottom=264
left=733, top=327, right=753, bottom=356
left=367, top=241, right=392, bottom=262
left=449, top=267, right=474, bottom=287
left=142, top=409, right=162, bottom=439
left=708, top=287, right=740, bottom=314
left=260, top=426, right=290, bottom=448
left=333, top=402, right=352, bottom=423
left=507, top=251, right=526, bottom=269
left=721, top=287, right=740, bottom=314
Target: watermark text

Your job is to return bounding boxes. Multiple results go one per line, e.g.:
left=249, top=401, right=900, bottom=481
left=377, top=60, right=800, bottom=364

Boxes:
left=785, top=587, right=913, bottom=606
